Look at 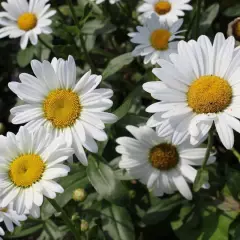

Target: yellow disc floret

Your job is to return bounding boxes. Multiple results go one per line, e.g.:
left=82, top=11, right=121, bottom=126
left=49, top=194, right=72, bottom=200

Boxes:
left=187, top=75, right=232, bottom=114
left=149, top=143, right=179, bottom=171
left=17, top=13, right=37, bottom=31
left=9, top=154, right=45, bottom=188
left=154, top=1, right=171, bottom=15
left=43, top=89, right=81, bottom=129
left=150, top=29, right=171, bottom=50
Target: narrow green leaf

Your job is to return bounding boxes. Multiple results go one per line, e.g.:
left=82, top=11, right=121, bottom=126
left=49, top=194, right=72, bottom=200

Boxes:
left=193, top=168, right=209, bottom=192
left=5, top=224, right=43, bottom=238
left=17, top=47, right=35, bottom=68
left=224, top=4, right=240, bottom=17
left=114, top=81, right=144, bottom=120
left=200, top=3, right=219, bottom=34
left=102, top=53, right=134, bottom=80
left=87, top=155, right=129, bottom=205
left=143, top=194, right=186, bottom=225
left=101, top=203, right=135, bottom=240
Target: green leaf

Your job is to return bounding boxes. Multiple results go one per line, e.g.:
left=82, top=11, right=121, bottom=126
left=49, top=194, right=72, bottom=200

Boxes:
left=41, top=164, right=89, bottom=220
left=53, top=45, right=80, bottom=60
left=44, top=220, right=67, bottom=240
left=102, top=53, right=134, bottom=80
left=5, top=224, right=43, bottom=238
left=193, top=168, right=209, bottom=192
left=17, top=46, right=35, bottom=68
left=224, top=4, right=240, bottom=17
left=113, top=81, right=144, bottom=120
left=226, top=169, right=240, bottom=200
left=143, top=194, right=186, bottom=225
left=171, top=204, right=238, bottom=240
left=200, top=3, right=219, bottom=34
left=87, top=155, right=129, bottom=205
left=101, top=203, right=135, bottom=240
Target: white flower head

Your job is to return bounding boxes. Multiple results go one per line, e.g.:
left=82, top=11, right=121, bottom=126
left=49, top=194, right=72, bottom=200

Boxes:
left=129, top=13, right=184, bottom=65
left=0, top=202, right=27, bottom=239
left=116, top=125, right=215, bottom=200
left=0, top=126, right=74, bottom=216
left=0, top=0, right=56, bottom=49
left=227, top=17, right=240, bottom=46
left=9, top=56, right=117, bottom=166
left=93, top=0, right=120, bottom=4
left=137, top=0, right=192, bottom=25
left=143, top=33, right=240, bottom=149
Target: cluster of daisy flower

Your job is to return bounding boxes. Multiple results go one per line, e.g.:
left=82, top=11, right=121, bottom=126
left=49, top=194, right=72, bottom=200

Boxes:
left=0, top=0, right=239, bottom=238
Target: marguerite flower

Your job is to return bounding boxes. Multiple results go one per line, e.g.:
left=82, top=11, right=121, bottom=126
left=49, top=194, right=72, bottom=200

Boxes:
left=0, top=202, right=27, bottom=239
left=0, top=0, right=56, bottom=49
left=0, top=126, right=74, bottom=216
left=129, top=13, right=184, bottom=64
left=116, top=125, right=215, bottom=200
left=137, top=0, right=192, bottom=25
left=9, top=56, right=117, bottom=165
left=93, top=0, right=120, bottom=4
left=143, top=33, right=240, bottom=149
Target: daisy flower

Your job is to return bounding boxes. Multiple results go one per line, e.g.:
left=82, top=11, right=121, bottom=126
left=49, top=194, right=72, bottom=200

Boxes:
left=0, top=0, right=56, bottom=49
left=227, top=17, right=240, bottom=46
left=137, top=0, right=192, bottom=25
left=143, top=33, right=240, bottom=149
left=9, top=56, right=117, bottom=166
left=93, top=0, right=120, bottom=4
left=129, top=13, right=184, bottom=64
left=0, top=202, right=27, bottom=239
left=116, top=125, right=215, bottom=200
left=0, top=126, right=74, bottom=216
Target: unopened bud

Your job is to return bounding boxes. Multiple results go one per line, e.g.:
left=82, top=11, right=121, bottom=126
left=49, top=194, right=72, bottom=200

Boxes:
left=129, top=190, right=136, bottom=199
left=72, top=188, right=87, bottom=202
left=80, top=219, right=89, bottom=232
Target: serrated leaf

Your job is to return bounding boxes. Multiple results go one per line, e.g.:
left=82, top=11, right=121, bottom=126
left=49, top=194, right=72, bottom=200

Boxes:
left=17, top=47, right=35, bottom=68
left=41, top=164, right=89, bottom=220
left=193, top=168, right=209, bottom=192
left=224, top=4, right=240, bottom=17
left=101, top=203, right=135, bottom=240
left=87, top=155, right=128, bottom=205
left=200, top=3, right=219, bottom=34
left=102, top=53, right=134, bottom=80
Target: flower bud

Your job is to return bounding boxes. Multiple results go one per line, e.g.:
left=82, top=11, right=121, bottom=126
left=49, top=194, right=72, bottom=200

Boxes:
left=72, top=188, right=87, bottom=202
left=80, top=219, right=89, bottom=232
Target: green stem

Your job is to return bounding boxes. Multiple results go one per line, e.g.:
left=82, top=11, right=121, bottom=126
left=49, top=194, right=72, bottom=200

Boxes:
left=202, top=128, right=214, bottom=169
left=195, top=0, right=202, bottom=39
left=66, top=0, right=97, bottom=73
left=38, top=36, right=53, bottom=51
left=47, top=198, right=80, bottom=240
left=232, top=147, right=240, bottom=162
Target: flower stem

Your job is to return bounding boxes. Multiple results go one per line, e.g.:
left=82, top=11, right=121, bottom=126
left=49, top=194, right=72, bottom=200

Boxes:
left=66, top=0, right=97, bottom=73
left=232, top=147, right=240, bottom=162
left=47, top=198, right=80, bottom=240
left=38, top=36, right=53, bottom=51
left=195, top=0, right=202, bottom=39
left=202, top=128, right=214, bottom=169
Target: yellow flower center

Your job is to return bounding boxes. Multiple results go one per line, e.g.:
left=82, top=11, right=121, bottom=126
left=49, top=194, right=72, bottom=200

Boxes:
left=43, top=89, right=82, bottom=129
left=233, top=20, right=240, bottom=40
left=149, top=143, right=179, bottom=170
left=150, top=29, right=171, bottom=50
left=9, top=154, right=45, bottom=188
left=17, top=13, right=37, bottom=31
left=154, top=1, right=171, bottom=15
left=0, top=208, right=8, bottom=213
left=187, top=75, right=232, bottom=114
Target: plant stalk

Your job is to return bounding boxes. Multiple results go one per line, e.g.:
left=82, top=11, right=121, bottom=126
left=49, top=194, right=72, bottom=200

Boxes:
left=202, top=128, right=214, bottom=169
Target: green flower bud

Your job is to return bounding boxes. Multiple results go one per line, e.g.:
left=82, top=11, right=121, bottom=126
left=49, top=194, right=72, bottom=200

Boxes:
left=80, top=220, right=89, bottom=232
left=72, top=188, right=87, bottom=202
